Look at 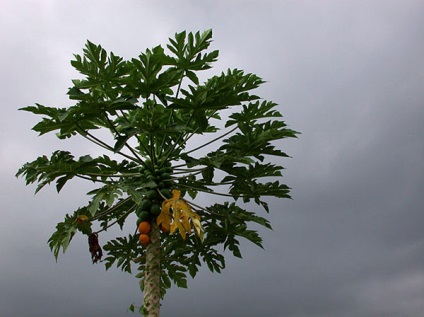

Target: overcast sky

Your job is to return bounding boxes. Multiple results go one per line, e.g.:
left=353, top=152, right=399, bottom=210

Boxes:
left=1, top=1, right=424, bottom=316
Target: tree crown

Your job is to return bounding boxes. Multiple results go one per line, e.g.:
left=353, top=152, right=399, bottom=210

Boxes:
left=16, top=30, right=299, bottom=299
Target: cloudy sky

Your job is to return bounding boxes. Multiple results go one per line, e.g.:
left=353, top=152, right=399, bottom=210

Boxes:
left=1, top=0, right=424, bottom=316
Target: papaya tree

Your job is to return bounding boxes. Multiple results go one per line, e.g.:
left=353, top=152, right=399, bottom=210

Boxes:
left=16, top=30, right=298, bottom=316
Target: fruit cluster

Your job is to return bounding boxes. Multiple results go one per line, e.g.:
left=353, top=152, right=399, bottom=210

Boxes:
left=135, top=161, right=173, bottom=246
left=138, top=221, right=151, bottom=246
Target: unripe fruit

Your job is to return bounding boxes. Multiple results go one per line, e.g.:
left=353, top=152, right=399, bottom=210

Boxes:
left=160, top=188, right=171, bottom=199
left=137, top=211, right=150, bottom=222
left=139, top=199, right=152, bottom=211
left=146, top=189, right=157, bottom=200
left=161, top=172, right=171, bottom=180
left=150, top=204, right=161, bottom=216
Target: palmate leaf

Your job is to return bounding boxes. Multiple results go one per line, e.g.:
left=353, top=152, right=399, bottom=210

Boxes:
left=180, top=151, right=253, bottom=172
left=62, top=42, right=136, bottom=138
left=153, top=232, right=225, bottom=295
left=221, top=162, right=284, bottom=181
left=169, top=69, right=262, bottom=113
left=115, top=101, right=192, bottom=155
left=166, top=29, right=219, bottom=71
left=129, top=46, right=175, bottom=98
left=225, top=100, right=283, bottom=127
left=48, top=215, right=78, bottom=260
left=174, top=172, right=211, bottom=200
left=205, top=202, right=271, bottom=255
left=103, top=234, right=140, bottom=273
left=16, top=151, right=97, bottom=193
left=71, top=41, right=130, bottom=88
left=48, top=208, right=93, bottom=261
left=230, top=179, right=291, bottom=207
left=87, top=185, right=124, bottom=216
left=16, top=151, right=138, bottom=194
left=178, top=152, right=280, bottom=202
left=62, top=98, right=138, bottom=121
left=220, top=120, right=297, bottom=161
left=47, top=197, right=136, bottom=263
left=95, top=198, right=136, bottom=230
left=19, top=104, right=100, bottom=138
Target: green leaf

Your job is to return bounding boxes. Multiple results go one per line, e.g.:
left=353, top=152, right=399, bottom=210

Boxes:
left=186, top=70, right=199, bottom=85
left=205, top=202, right=271, bottom=255
left=128, top=304, right=135, bottom=313
left=20, top=103, right=100, bottom=138
left=103, top=234, right=140, bottom=273
left=48, top=217, right=77, bottom=260
left=201, top=166, right=214, bottom=183
left=113, top=135, right=131, bottom=153
left=219, top=120, right=297, bottom=161
left=47, top=209, right=93, bottom=260
left=87, top=184, right=123, bottom=216
left=225, top=100, right=283, bottom=127
left=16, top=151, right=99, bottom=193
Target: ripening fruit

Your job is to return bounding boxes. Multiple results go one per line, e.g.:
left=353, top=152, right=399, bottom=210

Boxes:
left=76, top=214, right=89, bottom=224
left=139, top=233, right=150, bottom=246
left=138, top=221, right=151, bottom=234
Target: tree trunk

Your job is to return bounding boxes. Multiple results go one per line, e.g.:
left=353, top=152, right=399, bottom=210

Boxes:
left=143, top=221, right=161, bottom=316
